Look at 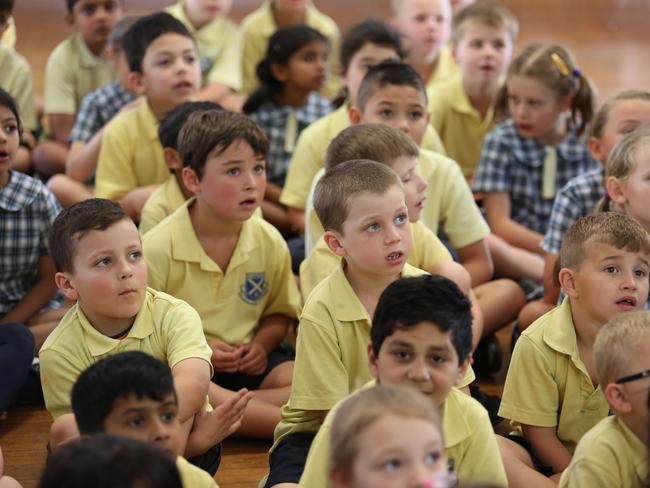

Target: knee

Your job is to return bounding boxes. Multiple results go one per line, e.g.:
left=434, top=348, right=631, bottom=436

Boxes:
left=432, top=261, right=472, bottom=294
left=49, top=413, right=80, bottom=452
left=0, top=324, right=34, bottom=363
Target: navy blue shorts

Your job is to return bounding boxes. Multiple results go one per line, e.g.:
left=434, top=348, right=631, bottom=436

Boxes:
left=212, top=344, right=294, bottom=391
left=264, top=432, right=316, bottom=487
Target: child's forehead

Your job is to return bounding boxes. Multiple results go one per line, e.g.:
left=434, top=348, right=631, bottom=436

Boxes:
left=110, top=392, right=177, bottom=413
left=73, top=0, right=120, bottom=13
left=399, top=0, right=450, bottom=16
left=145, top=32, right=196, bottom=57
left=582, top=239, right=648, bottom=263
left=456, top=18, right=510, bottom=40
left=73, top=219, right=140, bottom=252
left=365, top=84, right=427, bottom=106
left=381, top=321, right=456, bottom=350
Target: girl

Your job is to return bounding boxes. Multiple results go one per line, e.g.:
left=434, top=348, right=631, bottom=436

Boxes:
left=329, top=385, right=454, bottom=488
left=244, top=25, right=332, bottom=234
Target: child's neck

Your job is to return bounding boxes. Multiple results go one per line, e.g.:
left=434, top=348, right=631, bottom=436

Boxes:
left=84, top=38, right=107, bottom=58
left=189, top=197, right=243, bottom=239
left=463, top=76, right=499, bottom=119
left=570, top=300, right=604, bottom=385
left=174, top=172, right=194, bottom=201
left=80, top=303, right=136, bottom=338
left=183, top=5, right=213, bottom=30
left=272, top=2, right=306, bottom=27
left=617, top=411, right=648, bottom=446
left=409, top=52, right=440, bottom=84
left=0, top=169, right=10, bottom=189
left=146, top=99, right=170, bottom=123
left=344, top=262, right=402, bottom=318
left=275, top=85, right=311, bottom=108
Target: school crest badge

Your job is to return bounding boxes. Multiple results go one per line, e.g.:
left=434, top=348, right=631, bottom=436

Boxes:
left=239, top=273, right=268, bottom=304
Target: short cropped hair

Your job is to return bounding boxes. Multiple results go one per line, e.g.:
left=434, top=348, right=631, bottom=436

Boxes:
left=450, top=0, right=519, bottom=45
left=0, top=0, right=14, bottom=15
left=108, top=13, right=141, bottom=52
left=313, top=159, right=403, bottom=233
left=356, top=60, right=427, bottom=111
left=371, top=275, right=473, bottom=362
left=66, top=0, right=123, bottom=15
left=325, top=124, right=419, bottom=171
left=39, top=435, right=182, bottom=488
left=330, top=385, right=441, bottom=481
left=71, top=351, right=176, bottom=435
left=178, top=109, right=269, bottom=179
left=340, top=19, right=405, bottom=74
left=49, top=199, right=130, bottom=273
left=158, top=101, right=222, bottom=150
left=560, top=213, right=650, bottom=270
left=123, top=12, right=193, bottom=73
left=594, top=310, right=650, bottom=386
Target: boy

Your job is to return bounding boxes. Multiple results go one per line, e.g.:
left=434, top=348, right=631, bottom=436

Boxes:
left=166, top=0, right=242, bottom=111
left=71, top=351, right=229, bottom=487
left=139, top=100, right=221, bottom=235
left=143, top=110, right=301, bottom=439
left=94, top=12, right=201, bottom=220
left=498, top=213, right=650, bottom=484
left=427, top=1, right=518, bottom=179
left=240, top=0, right=340, bottom=98
left=300, top=275, right=507, bottom=487
left=35, top=0, right=124, bottom=177
left=559, top=311, right=650, bottom=487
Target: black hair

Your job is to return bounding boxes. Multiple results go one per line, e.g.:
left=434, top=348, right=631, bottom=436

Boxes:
left=371, top=275, right=473, bottom=363
left=123, top=11, right=193, bottom=73
left=49, top=198, right=130, bottom=273
left=66, top=0, right=123, bottom=15
left=0, top=87, right=22, bottom=134
left=340, top=19, right=405, bottom=74
left=39, top=435, right=182, bottom=488
left=243, top=25, right=327, bottom=114
left=0, top=0, right=14, bottom=14
left=158, top=101, right=222, bottom=149
left=356, top=59, right=427, bottom=110
left=71, top=351, right=176, bottom=435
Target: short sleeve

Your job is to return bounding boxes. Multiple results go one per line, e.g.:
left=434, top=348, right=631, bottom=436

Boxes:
left=40, top=347, right=86, bottom=418
left=540, top=185, right=584, bottom=254
left=38, top=186, right=62, bottom=256
left=69, top=92, right=101, bottom=143
left=472, top=130, right=512, bottom=194
left=262, top=236, right=301, bottom=320
left=44, top=47, right=77, bottom=115
left=11, top=58, right=38, bottom=132
left=206, top=27, right=242, bottom=91
left=298, top=411, right=334, bottom=488
left=95, top=114, right=137, bottom=200
left=559, top=458, right=619, bottom=488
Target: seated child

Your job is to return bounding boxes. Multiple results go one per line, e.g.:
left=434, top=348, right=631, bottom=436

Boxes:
left=329, top=385, right=450, bottom=488
left=139, top=100, right=221, bottom=235
left=47, top=14, right=141, bottom=208
left=95, top=12, right=201, bottom=220
left=0, top=89, right=64, bottom=351
left=240, top=0, right=340, bottom=98
left=559, top=311, right=650, bottom=487
left=34, top=0, right=124, bottom=177
left=243, top=25, right=332, bottom=235
left=301, top=275, right=507, bottom=487
left=166, top=0, right=243, bottom=110
left=143, top=110, right=301, bottom=440
left=72, top=351, right=237, bottom=486
left=498, top=212, right=650, bottom=486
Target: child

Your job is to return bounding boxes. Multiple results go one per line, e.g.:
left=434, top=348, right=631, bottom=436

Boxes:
left=143, top=110, right=301, bottom=440
left=34, top=0, right=124, bottom=177
left=559, top=311, right=650, bottom=487
left=94, top=12, right=201, bottom=220
left=46, top=14, right=140, bottom=208
left=244, top=25, right=331, bottom=235
left=427, top=1, right=518, bottom=179
left=166, top=0, right=243, bottom=110
left=300, top=275, right=507, bottom=487
left=240, top=0, right=340, bottom=99
left=71, top=351, right=230, bottom=487
left=472, top=44, right=600, bottom=271
left=498, top=212, right=650, bottom=485
left=139, top=100, right=221, bottom=235
left=329, top=385, right=450, bottom=488
left=0, top=89, right=64, bottom=351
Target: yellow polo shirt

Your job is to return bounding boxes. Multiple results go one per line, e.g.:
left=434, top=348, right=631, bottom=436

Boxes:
left=0, top=46, right=37, bottom=132
left=166, top=2, right=241, bottom=91
left=1, top=17, right=16, bottom=50
left=44, top=33, right=114, bottom=115
left=39, top=288, right=213, bottom=419
left=424, top=45, right=459, bottom=90
left=279, top=104, right=446, bottom=210
left=300, top=382, right=506, bottom=488
left=176, top=457, right=219, bottom=488
left=95, top=101, right=168, bottom=200
left=559, top=416, right=648, bottom=488
left=239, top=0, right=341, bottom=98
left=143, top=200, right=301, bottom=344
left=140, top=176, right=186, bottom=236
left=428, top=76, right=495, bottom=178
left=499, top=298, right=609, bottom=454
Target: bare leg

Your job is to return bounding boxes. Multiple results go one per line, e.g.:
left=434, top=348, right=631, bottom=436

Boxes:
left=49, top=413, right=80, bottom=452
left=474, top=279, right=526, bottom=336
left=29, top=308, right=67, bottom=354
left=255, top=361, right=293, bottom=406
left=487, top=234, right=544, bottom=282
left=32, top=141, right=68, bottom=177
left=497, top=436, right=558, bottom=488
left=11, top=147, right=32, bottom=174
left=47, top=175, right=94, bottom=208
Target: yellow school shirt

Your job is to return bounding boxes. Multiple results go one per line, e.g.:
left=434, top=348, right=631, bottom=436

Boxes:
left=140, top=176, right=186, bottom=236
left=559, top=416, right=648, bottom=488
left=498, top=298, right=609, bottom=454
left=428, top=75, right=495, bottom=178
left=239, top=0, right=341, bottom=98
left=39, top=288, right=213, bottom=419
left=0, top=46, right=37, bottom=132
left=279, top=104, right=446, bottom=210
left=44, top=33, right=114, bottom=115
left=95, top=101, right=168, bottom=201
left=1, top=17, right=16, bottom=50
left=165, top=2, right=242, bottom=91
left=143, top=199, right=301, bottom=344
left=176, top=457, right=219, bottom=488
left=425, top=44, right=459, bottom=89
left=299, top=382, right=507, bottom=488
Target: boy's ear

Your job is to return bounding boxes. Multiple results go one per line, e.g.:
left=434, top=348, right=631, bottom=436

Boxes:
left=558, top=267, right=578, bottom=297
left=367, top=343, right=380, bottom=379
left=348, top=105, right=363, bottom=125
left=606, top=176, right=627, bottom=205
left=587, top=136, right=606, bottom=163
left=64, top=13, right=75, bottom=27
left=455, top=356, right=471, bottom=386
left=323, top=231, right=345, bottom=257
left=181, top=166, right=201, bottom=195
left=604, top=382, right=632, bottom=414
left=55, top=272, right=79, bottom=301
left=128, top=71, right=147, bottom=96
left=163, top=148, right=183, bottom=171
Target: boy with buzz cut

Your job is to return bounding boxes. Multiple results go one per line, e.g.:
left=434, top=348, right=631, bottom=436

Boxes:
left=143, top=110, right=301, bottom=440
left=300, top=275, right=507, bottom=487
left=559, top=311, right=650, bottom=488
left=95, top=11, right=201, bottom=221
left=498, top=212, right=650, bottom=486
left=71, top=351, right=233, bottom=487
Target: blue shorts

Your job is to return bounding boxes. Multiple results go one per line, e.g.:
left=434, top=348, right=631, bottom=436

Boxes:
left=212, top=344, right=294, bottom=391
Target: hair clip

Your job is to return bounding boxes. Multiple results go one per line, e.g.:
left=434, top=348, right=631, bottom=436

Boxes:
left=572, top=68, right=581, bottom=78
left=550, top=52, right=570, bottom=77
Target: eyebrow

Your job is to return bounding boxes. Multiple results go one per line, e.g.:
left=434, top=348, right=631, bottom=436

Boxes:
left=120, top=400, right=177, bottom=416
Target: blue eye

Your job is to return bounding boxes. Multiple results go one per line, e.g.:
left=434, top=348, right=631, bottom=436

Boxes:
left=394, top=214, right=408, bottom=225
left=96, top=257, right=111, bottom=267
left=367, top=222, right=380, bottom=233
left=383, top=458, right=401, bottom=471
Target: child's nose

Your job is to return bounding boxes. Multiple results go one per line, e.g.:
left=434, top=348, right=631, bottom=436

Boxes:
left=407, top=358, right=431, bottom=381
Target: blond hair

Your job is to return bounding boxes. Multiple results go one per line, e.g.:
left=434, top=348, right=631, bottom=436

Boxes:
left=390, top=0, right=451, bottom=17
left=450, top=0, right=519, bottom=45
left=594, top=311, right=650, bottom=386
left=591, top=89, right=650, bottom=139
left=330, top=385, right=442, bottom=481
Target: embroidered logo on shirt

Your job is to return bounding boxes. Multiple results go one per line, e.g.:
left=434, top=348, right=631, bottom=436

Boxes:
left=239, top=273, right=268, bottom=304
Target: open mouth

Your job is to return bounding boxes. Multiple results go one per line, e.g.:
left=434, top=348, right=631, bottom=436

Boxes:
left=616, top=296, right=637, bottom=308
left=0, top=150, right=9, bottom=160
left=239, top=198, right=257, bottom=207
left=386, top=251, right=404, bottom=264
left=173, top=81, right=194, bottom=93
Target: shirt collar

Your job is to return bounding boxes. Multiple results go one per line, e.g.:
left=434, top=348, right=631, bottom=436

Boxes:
left=0, top=171, right=39, bottom=211
left=137, top=101, right=161, bottom=142
left=616, top=417, right=649, bottom=479
left=73, top=32, right=108, bottom=69
left=447, top=76, right=494, bottom=124
left=441, top=388, right=472, bottom=447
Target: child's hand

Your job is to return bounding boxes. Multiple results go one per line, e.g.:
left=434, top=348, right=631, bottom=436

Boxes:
left=238, top=342, right=268, bottom=375
left=209, top=340, right=245, bottom=373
